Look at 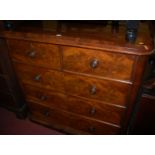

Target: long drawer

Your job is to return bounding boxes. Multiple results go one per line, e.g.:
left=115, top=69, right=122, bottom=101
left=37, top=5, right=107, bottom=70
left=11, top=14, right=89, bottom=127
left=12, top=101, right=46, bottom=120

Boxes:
left=7, top=39, right=61, bottom=70
left=24, top=84, right=125, bottom=125
left=28, top=102, right=120, bottom=135
left=13, top=62, right=64, bottom=93
left=64, top=72, right=130, bottom=106
left=63, top=46, right=135, bottom=81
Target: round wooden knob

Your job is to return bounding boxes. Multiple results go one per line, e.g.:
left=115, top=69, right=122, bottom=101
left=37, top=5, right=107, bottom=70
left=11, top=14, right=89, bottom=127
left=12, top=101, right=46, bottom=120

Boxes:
left=90, top=85, right=96, bottom=95
left=90, top=107, right=96, bottom=115
left=44, top=110, right=49, bottom=117
left=90, top=59, right=99, bottom=68
left=40, top=95, right=47, bottom=101
left=34, top=74, right=41, bottom=81
left=27, top=50, right=36, bottom=58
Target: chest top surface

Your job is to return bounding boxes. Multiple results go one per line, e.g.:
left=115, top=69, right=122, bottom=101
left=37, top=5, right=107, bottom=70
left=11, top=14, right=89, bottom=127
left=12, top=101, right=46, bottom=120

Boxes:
left=0, top=21, right=154, bottom=55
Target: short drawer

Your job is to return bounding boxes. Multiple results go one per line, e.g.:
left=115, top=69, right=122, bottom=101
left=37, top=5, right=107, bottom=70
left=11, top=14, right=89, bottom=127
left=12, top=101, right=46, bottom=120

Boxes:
left=24, top=85, right=125, bottom=125
left=63, top=47, right=135, bottom=81
left=28, top=102, right=120, bottom=134
left=7, top=39, right=61, bottom=70
left=64, top=72, right=130, bottom=106
left=13, top=63, right=64, bottom=92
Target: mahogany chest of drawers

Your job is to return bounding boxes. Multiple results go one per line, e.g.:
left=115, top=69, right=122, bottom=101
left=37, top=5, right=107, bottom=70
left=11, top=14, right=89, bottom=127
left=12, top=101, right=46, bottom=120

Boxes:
left=0, top=21, right=153, bottom=134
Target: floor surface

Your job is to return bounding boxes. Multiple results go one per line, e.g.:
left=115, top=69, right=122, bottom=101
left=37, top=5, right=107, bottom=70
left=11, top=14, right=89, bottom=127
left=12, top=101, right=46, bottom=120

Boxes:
left=0, top=107, right=63, bottom=135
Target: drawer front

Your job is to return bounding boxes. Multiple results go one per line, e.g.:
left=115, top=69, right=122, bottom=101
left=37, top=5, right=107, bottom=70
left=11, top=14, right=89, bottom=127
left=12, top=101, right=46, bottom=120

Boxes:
left=24, top=84, right=67, bottom=108
left=24, top=85, right=125, bottom=125
left=7, top=39, right=61, bottom=70
left=13, top=63, right=64, bottom=92
left=28, top=102, right=120, bottom=134
left=63, top=47, right=135, bottom=81
left=64, top=73, right=130, bottom=106
left=67, top=96, right=125, bottom=126
left=0, top=76, right=10, bottom=93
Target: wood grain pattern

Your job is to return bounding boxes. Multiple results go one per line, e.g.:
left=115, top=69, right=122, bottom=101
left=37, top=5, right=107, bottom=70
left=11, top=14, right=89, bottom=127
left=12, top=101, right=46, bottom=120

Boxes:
left=64, top=72, right=130, bottom=106
left=67, top=96, right=125, bottom=126
left=0, top=22, right=153, bottom=56
left=0, top=21, right=153, bottom=134
left=7, top=39, right=61, bottom=70
left=24, top=84, right=67, bottom=108
left=13, top=62, right=64, bottom=93
left=63, top=46, right=135, bottom=81
left=23, top=84, right=125, bottom=125
left=28, top=102, right=120, bottom=135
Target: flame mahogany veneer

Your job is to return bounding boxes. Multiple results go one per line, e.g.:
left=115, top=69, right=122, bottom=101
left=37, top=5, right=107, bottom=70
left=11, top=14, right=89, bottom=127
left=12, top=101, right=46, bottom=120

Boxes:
left=0, top=21, right=153, bottom=134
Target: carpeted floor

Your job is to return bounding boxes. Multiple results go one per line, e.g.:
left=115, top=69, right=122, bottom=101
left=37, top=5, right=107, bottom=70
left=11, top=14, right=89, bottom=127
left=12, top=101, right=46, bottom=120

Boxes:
left=0, top=107, right=63, bottom=135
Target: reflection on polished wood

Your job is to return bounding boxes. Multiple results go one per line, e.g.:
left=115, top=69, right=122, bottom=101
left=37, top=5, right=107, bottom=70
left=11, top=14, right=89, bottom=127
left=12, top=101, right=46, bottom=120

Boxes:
left=0, top=21, right=153, bottom=134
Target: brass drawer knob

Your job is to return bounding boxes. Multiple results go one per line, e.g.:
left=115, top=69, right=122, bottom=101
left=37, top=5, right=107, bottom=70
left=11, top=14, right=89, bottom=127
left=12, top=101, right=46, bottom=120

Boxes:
left=40, top=95, right=47, bottom=101
left=44, top=110, right=49, bottom=117
left=27, top=50, right=36, bottom=58
left=90, top=59, right=99, bottom=68
left=34, top=74, right=41, bottom=81
left=90, top=85, right=96, bottom=95
left=90, top=107, right=96, bottom=115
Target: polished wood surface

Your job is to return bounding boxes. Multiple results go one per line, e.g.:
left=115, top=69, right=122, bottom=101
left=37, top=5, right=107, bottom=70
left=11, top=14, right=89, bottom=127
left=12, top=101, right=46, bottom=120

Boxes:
left=63, top=46, right=135, bottom=81
left=0, top=21, right=153, bottom=134
left=13, top=62, right=64, bottom=93
left=64, top=72, right=130, bottom=106
left=7, top=39, right=61, bottom=70
left=0, top=21, right=153, bottom=55
left=24, top=84, right=67, bottom=108
left=24, top=84, right=125, bottom=125
left=28, top=102, right=120, bottom=135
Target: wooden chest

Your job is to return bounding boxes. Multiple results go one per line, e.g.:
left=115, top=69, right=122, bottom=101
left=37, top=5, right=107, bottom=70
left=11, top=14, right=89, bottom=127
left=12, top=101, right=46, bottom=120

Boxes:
left=0, top=21, right=153, bottom=134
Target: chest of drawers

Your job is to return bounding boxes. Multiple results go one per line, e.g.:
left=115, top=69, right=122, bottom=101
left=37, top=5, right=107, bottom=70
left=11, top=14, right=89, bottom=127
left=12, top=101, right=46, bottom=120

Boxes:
left=0, top=21, right=153, bottom=134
